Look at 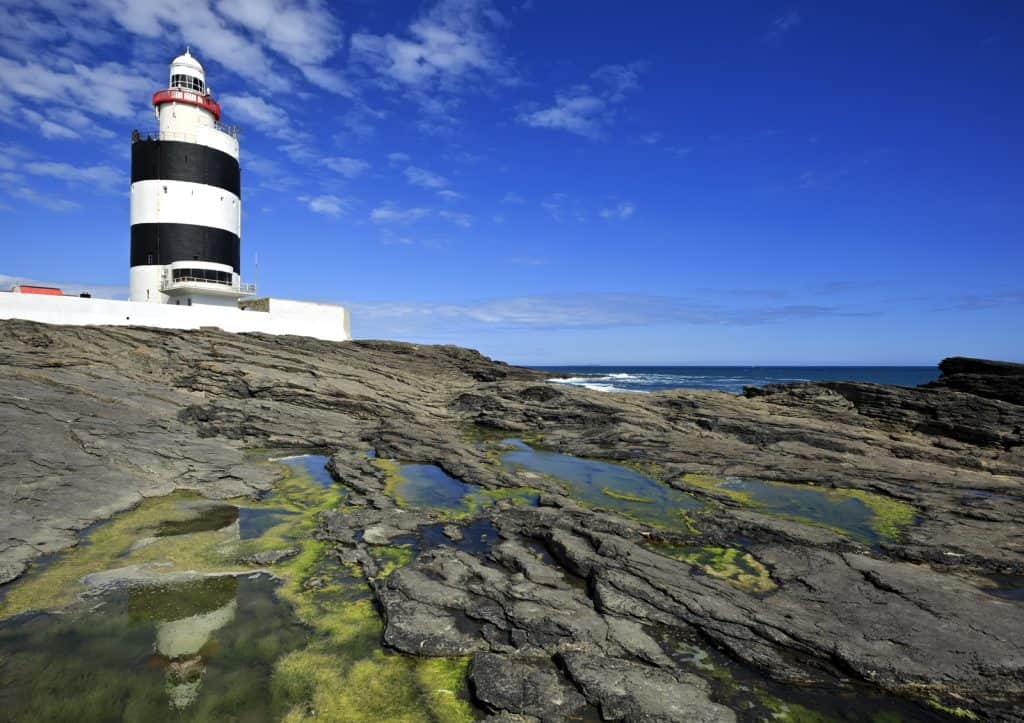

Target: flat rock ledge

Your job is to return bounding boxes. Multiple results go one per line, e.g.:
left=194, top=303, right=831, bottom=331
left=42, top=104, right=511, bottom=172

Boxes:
left=1, top=321, right=1022, bottom=721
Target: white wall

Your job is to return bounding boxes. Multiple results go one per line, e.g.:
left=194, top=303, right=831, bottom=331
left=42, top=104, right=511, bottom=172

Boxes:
left=0, top=293, right=350, bottom=342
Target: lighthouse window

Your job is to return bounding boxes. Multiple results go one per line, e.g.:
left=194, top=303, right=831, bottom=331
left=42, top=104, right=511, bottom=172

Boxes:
left=170, top=74, right=204, bottom=93
left=172, top=268, right=232, bottom=285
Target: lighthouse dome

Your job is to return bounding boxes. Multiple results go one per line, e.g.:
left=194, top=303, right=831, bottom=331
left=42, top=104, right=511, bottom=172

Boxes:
left=169, top=48, right=206, bottom=93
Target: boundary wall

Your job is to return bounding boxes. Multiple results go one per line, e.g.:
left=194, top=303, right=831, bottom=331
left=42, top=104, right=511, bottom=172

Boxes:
left=0, top=293, right=351, bottom=342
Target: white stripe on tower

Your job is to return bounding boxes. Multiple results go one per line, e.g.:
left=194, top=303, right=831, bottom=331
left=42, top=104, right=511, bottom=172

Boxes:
left=130, top=180, right=241, bottom=236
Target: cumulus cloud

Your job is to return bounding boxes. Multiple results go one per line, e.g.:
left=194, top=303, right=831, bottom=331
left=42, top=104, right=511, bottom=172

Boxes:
left=23, top=161, right=122, bottom=190
left=351, top=0, right=512, bottom=88
left=216, top=0, right=349, bottom=93
left=599, top=201, right=635, bottom=220
left=518, top=61, right=646, bottom=139
left=439, top=209, right=472, bottom=227
left=370, top=201, right=431, bottom=224
left=300, top=194, right=347, bottom=216
left=350, top=0, right=514, bottom=124
left=0, top=56, right=152, bottom=120
left=404, top=165, right=449, bottom=189
left=322, top=156, right=370, bottom=178
left=4, top=185, right=79, bottom=212
left=220, top=93, right=292, bottom=137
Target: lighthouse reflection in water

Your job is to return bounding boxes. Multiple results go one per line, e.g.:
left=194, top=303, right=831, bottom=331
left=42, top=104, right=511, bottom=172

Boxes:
left=0, top=573, right=308, bottom=719
left=135, top=576, right=239, bottom=710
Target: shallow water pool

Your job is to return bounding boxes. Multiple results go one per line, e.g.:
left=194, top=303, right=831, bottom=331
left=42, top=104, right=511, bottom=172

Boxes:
left=0, top=574, right=308, bottom=722
left=499, top=439, right=702, bottom=528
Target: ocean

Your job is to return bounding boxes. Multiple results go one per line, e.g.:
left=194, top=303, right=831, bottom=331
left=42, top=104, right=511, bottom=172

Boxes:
left=535, top=366, right=938, bottom=394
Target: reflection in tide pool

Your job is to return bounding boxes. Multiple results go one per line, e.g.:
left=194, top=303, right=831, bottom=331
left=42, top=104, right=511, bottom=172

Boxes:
left=389, top=462, right=540, bottom=514
left=0, top=575, right=308, bottom=722
left=721, top=478, right=878, bottom=542
left=499, top=439, right=702, bottom=529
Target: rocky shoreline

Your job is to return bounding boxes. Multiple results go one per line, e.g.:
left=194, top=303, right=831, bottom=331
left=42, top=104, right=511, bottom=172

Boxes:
left=0, top=320, right=1021, bottom=721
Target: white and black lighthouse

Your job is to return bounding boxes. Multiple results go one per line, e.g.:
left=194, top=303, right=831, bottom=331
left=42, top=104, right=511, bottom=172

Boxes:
left=129, top=49, right=251, bottom=306
left=2, top=49, right=350, bottom=341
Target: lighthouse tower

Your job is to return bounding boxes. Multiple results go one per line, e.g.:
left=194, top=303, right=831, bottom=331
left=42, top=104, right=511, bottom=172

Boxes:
left=129, top=50, right=252, bottom=306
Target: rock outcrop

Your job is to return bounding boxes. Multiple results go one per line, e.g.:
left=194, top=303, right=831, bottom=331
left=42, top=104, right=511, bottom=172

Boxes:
left=0, top=320, right=1021, bottom=721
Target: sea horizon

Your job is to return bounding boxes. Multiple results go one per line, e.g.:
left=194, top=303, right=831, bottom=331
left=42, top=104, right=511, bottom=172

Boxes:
left=532, top=364, right=938, bottom=394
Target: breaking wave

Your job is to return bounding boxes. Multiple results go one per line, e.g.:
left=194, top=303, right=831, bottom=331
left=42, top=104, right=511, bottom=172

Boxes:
left=542, top=366, right=937, bottom=395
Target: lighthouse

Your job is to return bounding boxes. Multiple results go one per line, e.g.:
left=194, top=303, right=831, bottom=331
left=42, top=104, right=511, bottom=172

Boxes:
left=129, top=49, right=251, bottom=306
left=2, top=50, right=350, bottom=341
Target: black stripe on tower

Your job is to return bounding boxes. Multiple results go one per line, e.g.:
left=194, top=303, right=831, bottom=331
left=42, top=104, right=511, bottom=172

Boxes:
left=131, top=224, right=240, bottom=272
left=131, top=139, right=240, bottom=196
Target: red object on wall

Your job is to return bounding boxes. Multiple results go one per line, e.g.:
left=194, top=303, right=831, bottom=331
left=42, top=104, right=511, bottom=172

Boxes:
left=12, top=285, right=63, bottom=295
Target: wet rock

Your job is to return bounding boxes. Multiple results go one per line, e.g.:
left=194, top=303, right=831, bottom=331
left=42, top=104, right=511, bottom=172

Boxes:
left=244, top=547, right=299, bottom=565
left=443, top=524, right=464, bottom=542
left=560, top=652, right=736, bottom=722
left=469, top=652, right=586, bottom=719
left=2, top=320, right=1023, bottom=718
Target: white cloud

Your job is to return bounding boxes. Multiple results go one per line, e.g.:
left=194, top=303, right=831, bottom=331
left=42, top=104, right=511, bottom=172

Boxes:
left=437, top=189, right=463, bottom=201
left=351, top=0, right=511, bottom=88
left=322, top=156, right=370, bottom=178
left=4, top=184, right=79, bottom=212
left=220, top=93, right=291, bottom=137
left=764, top=9, right=801, bottom=46
left=22, top=110, right=80, bottom=139
left=216, top=0, right=349, bottom=94
left=439, top=209, right=472, bottom=227
left=24, top=161, right=122, bottom=190
left=501, top=191, right=525, bottom=204
left=519, top=89, right=606, bottom=139
left=18, top=0, right=349, bottom=98
left=370, top=201, right=431, bottom=224
left=350, top=0, right=514, bottom=125
left=591, top=62, right=644, bottom=101
left=0, top=56, right=151, bottom=121
left=388, top=152, right=412, bottom=166
left=300, top=194, right=347, bottom=216
left=518, top=61, right=646, bottom=139
left=348, top=293, right=863, bottom=334
left=405, top=165, right=448, bottom=189
left=599, top=201, right=635, bottom=220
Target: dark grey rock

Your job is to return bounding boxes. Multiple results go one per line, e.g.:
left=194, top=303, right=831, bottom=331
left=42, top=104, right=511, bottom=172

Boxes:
left=560, top=652, right=736, bottom=722
left=1, top=320, right=1022, bottom=719
left=469, top=652, right=586, bottom=719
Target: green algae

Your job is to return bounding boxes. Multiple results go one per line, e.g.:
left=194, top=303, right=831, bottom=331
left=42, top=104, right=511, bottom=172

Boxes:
left=679, top=474, right=916, bottom=544
left=842, top=488, right=917, bottom=542
left=374, top=457, right=538, bottom=519
left=601, top=486, right=653, bottom=503
left=499, top=440, right=703, bottom=532
left=927, top=700, right=979, bottom=720
left=0, top=454, right=478, bottom=722
left=652, top=544, right=776, bottom=594
left=372, top=545, right=415, bottom=580
left=0, top=491, right=251, bottom=619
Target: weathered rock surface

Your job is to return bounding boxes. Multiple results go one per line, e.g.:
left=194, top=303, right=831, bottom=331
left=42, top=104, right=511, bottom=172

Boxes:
left=1, top=320, right=1022, bottom=720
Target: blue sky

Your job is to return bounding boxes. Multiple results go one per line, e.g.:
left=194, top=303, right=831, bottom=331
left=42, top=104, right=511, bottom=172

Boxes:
left=1, top=1, right=1021, bottom=365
